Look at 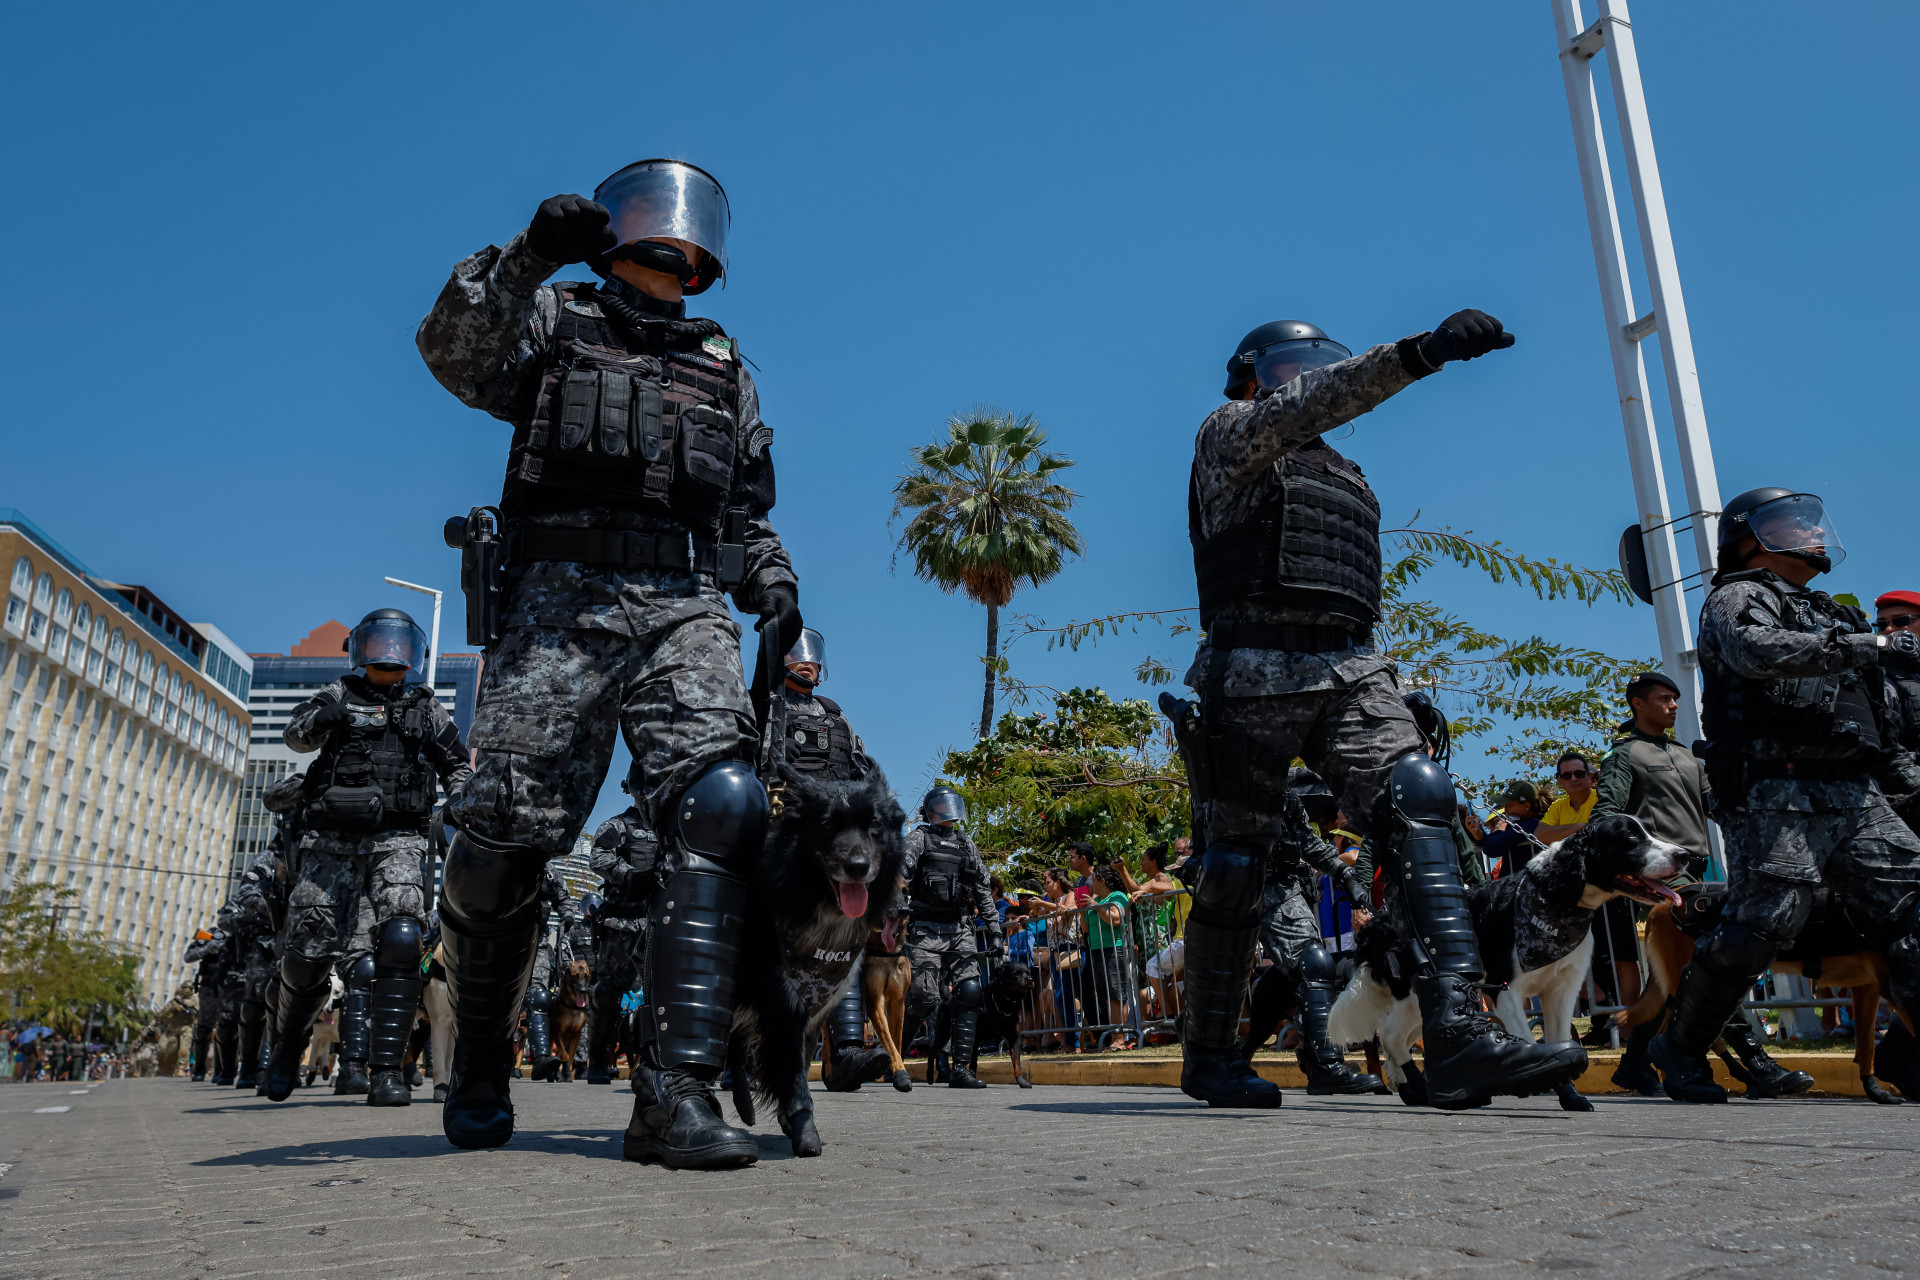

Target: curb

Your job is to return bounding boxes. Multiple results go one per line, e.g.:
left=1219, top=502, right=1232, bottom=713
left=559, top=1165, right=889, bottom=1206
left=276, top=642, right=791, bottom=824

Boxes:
left=811, top=1050, right=1879, bottom=1096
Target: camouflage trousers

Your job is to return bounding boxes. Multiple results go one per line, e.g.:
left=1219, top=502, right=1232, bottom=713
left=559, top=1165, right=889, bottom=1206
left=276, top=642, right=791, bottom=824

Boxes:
left=905, top=922, right=979, bottom=1017
left=1201, top=661, right=1422, bottom=846
left=446, top=590, right=755, bottom=856
left=1720, top=780, right=1920, bottom=948
left=592, top=923, right=646, bottom=998
left=1258, top=878, right=1322, bottom=967
left=282, top=828, right=429, bottom=969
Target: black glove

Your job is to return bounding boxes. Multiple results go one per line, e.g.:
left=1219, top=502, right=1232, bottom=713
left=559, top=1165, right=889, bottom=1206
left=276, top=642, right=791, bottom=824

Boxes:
left=757, top=587, right=804, bottom=664
left=524, top=194, right=617, bottom=266
left=1887, top=630, right=1920, bottom=660
left=308, top=702, right=350, bottom=733
left=1419, top=308, right=1515, bottom=366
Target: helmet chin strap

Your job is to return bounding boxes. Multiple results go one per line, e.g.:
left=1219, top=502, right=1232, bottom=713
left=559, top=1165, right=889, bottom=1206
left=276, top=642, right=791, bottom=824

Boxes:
left=783, top=667, right=819, bottom=693
left=607, top=239, right=718, bottom=293
left=1790, top=549, right=1834, bottom=575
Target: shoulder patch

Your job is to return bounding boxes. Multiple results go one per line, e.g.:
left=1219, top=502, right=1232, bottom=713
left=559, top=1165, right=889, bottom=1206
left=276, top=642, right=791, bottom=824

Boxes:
left=746, top=423, right=774, bottom=460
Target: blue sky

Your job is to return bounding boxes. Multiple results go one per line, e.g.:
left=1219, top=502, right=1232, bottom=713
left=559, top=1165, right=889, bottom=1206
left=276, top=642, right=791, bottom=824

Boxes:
left=4, top=3, right=1914, bottom=832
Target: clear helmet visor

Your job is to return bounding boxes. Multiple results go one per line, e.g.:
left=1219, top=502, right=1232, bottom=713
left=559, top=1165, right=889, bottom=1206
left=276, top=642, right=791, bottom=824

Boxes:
left=1747, top=493, right=1845, bottom=566
left=1253, top=338, right=1353, bottom=392
left=349, top=617, right=429, bottom=673
left=785, top=626, right=827, bottom=674
left=923, top=789, right=966, bottom=824
left=593, top=159, right=730, bottom=275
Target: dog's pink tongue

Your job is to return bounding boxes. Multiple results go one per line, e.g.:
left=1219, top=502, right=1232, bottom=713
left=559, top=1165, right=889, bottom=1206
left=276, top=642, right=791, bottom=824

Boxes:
left=838, top=881, right=869, bottom=918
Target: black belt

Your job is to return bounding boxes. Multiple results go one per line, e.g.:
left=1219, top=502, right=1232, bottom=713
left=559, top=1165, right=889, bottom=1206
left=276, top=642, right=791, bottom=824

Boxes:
left=1746, top=759, right=1871, bottom=783
left=512, top=526, right=716, bottom=574
left=1207, top=620, right=1368, bottom=653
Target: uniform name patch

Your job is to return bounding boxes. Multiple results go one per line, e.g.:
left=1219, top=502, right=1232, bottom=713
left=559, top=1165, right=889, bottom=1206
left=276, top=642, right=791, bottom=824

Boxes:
left=812, top=948, right=854, bottom=964
left=702, top=335, right=734, bottom=362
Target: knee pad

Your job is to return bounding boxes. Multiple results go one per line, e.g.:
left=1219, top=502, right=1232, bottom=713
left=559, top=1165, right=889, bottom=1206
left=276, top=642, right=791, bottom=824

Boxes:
left=526, top=984, right=553, bottom=1012
left=673, top=760, right=769, bottom=876
left=1388, top=753, right=1455, bottom=824
left=345, top=954, right=376, bottom=990
left=951, top=977, right=984, bottom=1010
left=1300, top=943, right=1338, bottom=986
left=374, top=917, right=424, bottom=970
left=281, top=952, right=333, bottom=994
left=1188, top=839, right=1266, bottom=929
left=440, top=828, right=547, bottom=931
left=1696, top=921, right=1779, bottom=981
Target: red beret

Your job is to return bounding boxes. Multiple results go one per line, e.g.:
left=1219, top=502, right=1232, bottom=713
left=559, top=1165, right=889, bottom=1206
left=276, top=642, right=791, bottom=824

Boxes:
left=1875, top=591, right=1920, bottom=611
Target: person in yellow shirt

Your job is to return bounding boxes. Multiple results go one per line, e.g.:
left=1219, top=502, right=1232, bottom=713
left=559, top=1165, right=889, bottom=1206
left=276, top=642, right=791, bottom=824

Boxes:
left=1534, top=753, right=1597, bottom=842
left=1536, top=750, right=1642, bottom=1041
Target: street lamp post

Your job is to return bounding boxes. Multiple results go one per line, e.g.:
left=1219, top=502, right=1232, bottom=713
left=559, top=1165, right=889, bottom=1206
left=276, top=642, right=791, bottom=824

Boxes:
left=383, top=577, right=443, bottom=690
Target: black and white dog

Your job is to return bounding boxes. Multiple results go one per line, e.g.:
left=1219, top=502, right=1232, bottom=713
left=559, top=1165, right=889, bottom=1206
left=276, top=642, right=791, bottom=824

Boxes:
left=1330, top=813, right=1687, bottom=1111
left=727, top=763, right=907, bottom=1156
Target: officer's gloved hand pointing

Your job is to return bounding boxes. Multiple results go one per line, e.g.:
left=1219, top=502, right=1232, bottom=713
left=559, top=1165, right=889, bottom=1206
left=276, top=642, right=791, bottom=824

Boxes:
left=1419, top=309, right=1515, bottom=366
left=525, top=194, right=617, bottom=266
left=308, top=702, right=350, bottom=734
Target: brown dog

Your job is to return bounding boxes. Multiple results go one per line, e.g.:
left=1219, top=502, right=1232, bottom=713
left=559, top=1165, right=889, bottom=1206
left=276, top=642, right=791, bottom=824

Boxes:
left=549, top=958, right=592, bottom=1083
left=861, top=914, right=913, bottom=1092
left=1626, top=892, right=1902, bottom=1103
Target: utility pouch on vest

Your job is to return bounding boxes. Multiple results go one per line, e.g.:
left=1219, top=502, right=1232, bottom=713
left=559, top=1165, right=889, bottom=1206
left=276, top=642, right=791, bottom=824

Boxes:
left=672, top=404, right=737, bottom=527
left=310, top=785, right=386, bottom=833
left=444, top=506, right=508, bottom=648
left=634, top=380, right=664, bottom=461
left=717, top=508, right=747, bottom=591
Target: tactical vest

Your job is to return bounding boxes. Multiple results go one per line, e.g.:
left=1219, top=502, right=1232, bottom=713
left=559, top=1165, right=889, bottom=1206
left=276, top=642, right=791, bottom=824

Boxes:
left=501, top=282, right=744, bottom=531
left=1701, top=574, right=1884, bottom=765
left=909, top=827, right=972, bottom=923
left=1189, top=438, right=1381, bottom=631
left=307, top=683, right=439, bottom=832
left=786, top=692, right=855, bottom=778
left=1885, top=661, right=1920, bottom=753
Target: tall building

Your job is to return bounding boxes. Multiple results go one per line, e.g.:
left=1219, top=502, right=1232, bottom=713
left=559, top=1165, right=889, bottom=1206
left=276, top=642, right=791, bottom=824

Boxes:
left=230, top=622, right=481, bottom=899
left=0, top=510, right=252, bottom=1006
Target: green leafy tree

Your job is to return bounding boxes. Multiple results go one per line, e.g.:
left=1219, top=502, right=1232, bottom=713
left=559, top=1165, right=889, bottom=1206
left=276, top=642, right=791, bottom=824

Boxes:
left=891, top=409, right=1085, bottom=738
left=937, top=687, right=1189, bottom=875
left=1, top=881, right=145, bottom=1038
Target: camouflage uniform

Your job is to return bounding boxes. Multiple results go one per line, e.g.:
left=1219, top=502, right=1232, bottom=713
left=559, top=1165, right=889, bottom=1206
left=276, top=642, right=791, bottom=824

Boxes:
left=182, top=931, right=229, bottom=1078
left=528, top=865, right=579, bottom=991
left=419, top=241, right=794, bottom=847
left=900, top=824, right=997, bottom=1014
left=1697, top=574, right=1920, bottom=944
left=281, top=682, right=472, bottom=971
left=1257, top=793, right=1354, bottom=966
left=588, top=807, right=654, bottom=995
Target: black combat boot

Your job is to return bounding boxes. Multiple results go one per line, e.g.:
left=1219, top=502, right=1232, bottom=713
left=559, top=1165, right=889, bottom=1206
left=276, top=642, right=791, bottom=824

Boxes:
left=524, top=983, right=559, bottom=1082
left=263, top=965, right=333, bottom=1102
left=1718, top=1015, right=1814, bottom=1099
left=585, top=982, right=622, bottom=1085
left=190, top=1023, right=212, bottom=1082
left=1611, top=1018, right=1663, bottom=1096
left=211, top=1021, right=239, bottom=1087
left=1390, top=755, right=1585, bottom=1108
left=235, top=997, right=266, bottom=1091
left=1648, top=962, right=1752, bottom=1104
left=823, top=983, right=886, bottom=1092
left=947, top=982, right=988, bottom=1089
left=621, top=761, right=766, bottom=1169
left=1180, top=917, right=1281, bottom=1108
left=1296, top=945, right=1384, bottom=1096
left=367, top=919, right=426, bottom=1107
left=1875, top=1020, right=1920, bottom=1099
left=440, top=912, right=539, bottom=1148
left=334, top=955, right=373, bottom=1095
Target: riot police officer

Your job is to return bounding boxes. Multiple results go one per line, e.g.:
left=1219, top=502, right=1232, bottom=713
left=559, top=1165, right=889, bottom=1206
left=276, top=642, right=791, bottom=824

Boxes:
left=1166, top=313, right=1583, bottom=1109
left=1240, top=769, right=1382, bottom=1094
left=263, top=609, right=472, bottom=1106
left=245, top=771, right=306, bottom=1094
left=1651, top=488, right=1920, bottom=1102
left=586, top=787, right=656, bottom=1085
left=900, top=788, right=1000, bottom=1089
left=182, top=927, right=228, bottom=1082
left=524, top=864, right=579, bottom=1082
left=418, top=158, right=800, bottom=1167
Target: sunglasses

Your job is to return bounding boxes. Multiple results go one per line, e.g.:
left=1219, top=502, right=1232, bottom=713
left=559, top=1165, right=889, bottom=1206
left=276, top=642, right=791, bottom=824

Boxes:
left=1557, top=769, right=1590, bottom=780
left=1877, top=615, right=1919, bottom=630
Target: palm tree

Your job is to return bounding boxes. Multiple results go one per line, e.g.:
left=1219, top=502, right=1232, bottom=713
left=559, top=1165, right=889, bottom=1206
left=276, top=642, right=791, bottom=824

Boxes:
left=892, top=408, right=1085, bottom=738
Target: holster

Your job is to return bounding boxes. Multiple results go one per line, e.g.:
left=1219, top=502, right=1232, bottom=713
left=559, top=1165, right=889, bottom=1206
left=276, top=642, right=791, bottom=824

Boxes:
left=444, top=506, right=510, bottom=648
left=1692, top=739, right=1746, bottom=819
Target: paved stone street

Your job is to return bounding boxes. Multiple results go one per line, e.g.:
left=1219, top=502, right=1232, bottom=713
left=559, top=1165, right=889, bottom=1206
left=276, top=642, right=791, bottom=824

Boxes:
left=4, top=1075, right=1917, bottom=1279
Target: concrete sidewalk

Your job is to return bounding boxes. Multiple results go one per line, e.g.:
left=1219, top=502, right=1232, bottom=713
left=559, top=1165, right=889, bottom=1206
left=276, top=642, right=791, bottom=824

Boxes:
left=3, top=1074, right=1915, bottom=1279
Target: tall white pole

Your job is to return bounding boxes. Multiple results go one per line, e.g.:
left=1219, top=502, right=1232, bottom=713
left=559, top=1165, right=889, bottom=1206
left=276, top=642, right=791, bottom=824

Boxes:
left=384, top=577, right=443, bottom=691
left=1550, top=0, right=1725, bottom=753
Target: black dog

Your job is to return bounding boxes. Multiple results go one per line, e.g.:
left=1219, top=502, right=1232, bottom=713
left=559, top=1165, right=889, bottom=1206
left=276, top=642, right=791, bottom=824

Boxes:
left=931, top=960, right=1037, bottom=1088
left=1332, top=813, right=1687, bottom=1111
left=727, top=763, right=906, bottom=1156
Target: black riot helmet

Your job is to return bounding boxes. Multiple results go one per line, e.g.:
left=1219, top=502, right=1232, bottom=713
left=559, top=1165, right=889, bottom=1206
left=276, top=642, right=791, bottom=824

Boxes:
left=1717, top=487, right=1845, bottom=575
left=590, top=159, right=730, bottom=294
left=1224, top=320, right=1354, bottom=397
left=346, top=608, right=428, bottom=675
left=785, top=627, right=827, bottom=689
left=922, top=786, right=967, bottom=826
left=580, top=892, right=603, bottom=922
